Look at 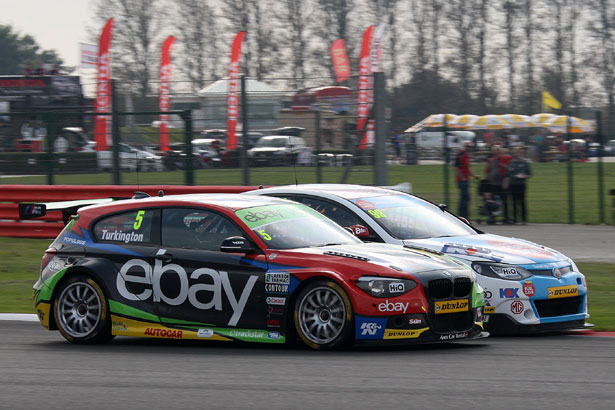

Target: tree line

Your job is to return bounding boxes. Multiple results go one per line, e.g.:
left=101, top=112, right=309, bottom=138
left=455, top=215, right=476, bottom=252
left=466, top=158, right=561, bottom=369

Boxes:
left=3, top=0, right=615, bottom=134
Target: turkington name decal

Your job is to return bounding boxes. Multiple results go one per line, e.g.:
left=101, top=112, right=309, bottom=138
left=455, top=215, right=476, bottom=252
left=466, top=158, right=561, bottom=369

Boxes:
left=101, top=230, right=144, bottom=243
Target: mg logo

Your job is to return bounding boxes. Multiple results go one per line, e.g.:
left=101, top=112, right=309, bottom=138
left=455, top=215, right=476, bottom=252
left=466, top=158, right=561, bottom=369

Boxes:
left=360, top=322, right=382, bottom=336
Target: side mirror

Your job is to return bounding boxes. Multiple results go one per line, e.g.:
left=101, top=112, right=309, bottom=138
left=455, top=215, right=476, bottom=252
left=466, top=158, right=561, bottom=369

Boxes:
left=220, top=236, right=256, bottom=253
left=348, top=225, right=370, bottom=238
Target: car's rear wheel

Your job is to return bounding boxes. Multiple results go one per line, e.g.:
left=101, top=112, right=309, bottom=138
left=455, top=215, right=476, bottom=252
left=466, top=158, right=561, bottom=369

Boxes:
left=294, top=280, right=353, bottom=350
left=54, top=276, right=113, bottom=344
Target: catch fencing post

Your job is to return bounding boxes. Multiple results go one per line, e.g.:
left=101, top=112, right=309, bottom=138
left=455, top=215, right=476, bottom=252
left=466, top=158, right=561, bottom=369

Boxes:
left=182, top=109, right=194, bottom=185
left=315, top=106, right=322, bottom=183
left=443, top=115, right=450, bottom=206
left=596, top=111, right=605, bottom=224
left=240, top=74, right=249, bottom=186
left=44, top=112, right=54, bottom=185
left=111, top=79, right=121, bottom=185
left=374, top=72, right=387, bottom=186
left=566, top=111, right=574, bottom=224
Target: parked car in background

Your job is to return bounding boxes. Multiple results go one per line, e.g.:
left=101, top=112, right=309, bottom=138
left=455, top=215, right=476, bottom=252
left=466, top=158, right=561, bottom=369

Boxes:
left=97, top=143, right=163, bottom=172
left=247, top=135, right=307, bottom=166
left=162, top=143, right=208, bottom=170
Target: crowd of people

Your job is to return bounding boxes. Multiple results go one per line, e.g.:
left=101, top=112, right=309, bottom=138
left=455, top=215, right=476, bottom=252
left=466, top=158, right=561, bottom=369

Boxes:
left=455, top=142, right=532, bottom=225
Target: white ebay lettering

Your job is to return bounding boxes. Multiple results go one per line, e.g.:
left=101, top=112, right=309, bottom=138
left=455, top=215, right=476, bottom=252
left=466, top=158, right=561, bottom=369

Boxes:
left=377, top=300, right=409, bottom=313
left=117, top=259, right=257, bottom=326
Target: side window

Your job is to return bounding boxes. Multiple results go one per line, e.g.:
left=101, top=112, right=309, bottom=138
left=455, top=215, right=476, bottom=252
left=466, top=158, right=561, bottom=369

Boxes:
left=162, top=208, right=244, bottom=250
left=93, top=209, right=159, bottom=245
left=294, top=196, right=363, bottom=228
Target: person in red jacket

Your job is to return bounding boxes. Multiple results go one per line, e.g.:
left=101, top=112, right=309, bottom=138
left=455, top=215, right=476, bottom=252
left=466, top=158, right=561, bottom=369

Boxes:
left=454, top=141, right=479, bottom=219
left=485, top=145, right=512, bottom=223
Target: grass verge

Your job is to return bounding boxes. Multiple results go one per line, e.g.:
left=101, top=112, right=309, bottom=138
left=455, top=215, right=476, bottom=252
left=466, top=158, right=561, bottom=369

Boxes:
left=1, top=238, right=613, bottom=330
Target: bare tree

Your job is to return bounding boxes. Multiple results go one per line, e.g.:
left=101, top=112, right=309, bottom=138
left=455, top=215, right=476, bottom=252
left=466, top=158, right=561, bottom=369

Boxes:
left=446, top=0, right=475, bottom=108
left=175, top=0, right=220, bottom=92
left=474, top=0, right=489, bottom=112
left=429, top=0, right=444, bottom=78
left=522, top=0, right=536, bottom=114
left=409, top=0, right=430, bottom=75
left=503, top=0, right=520, bottom=112
left=94, top=0, right=165, bottom=99
left=312, top=0, right=356, bottom=80
left=587, top=0, right=615, bottom=133
left=566, top=0, right=582, bottom=109
left=280, top=0, right=313, bottom=88
left=220, top=0, right=279, bottom=80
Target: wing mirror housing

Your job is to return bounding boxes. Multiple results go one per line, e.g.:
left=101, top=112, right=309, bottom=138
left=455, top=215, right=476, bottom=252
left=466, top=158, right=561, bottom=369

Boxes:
left=348, top=225, right=370, bottom=238
left=220, top=236, right=256, bottom=253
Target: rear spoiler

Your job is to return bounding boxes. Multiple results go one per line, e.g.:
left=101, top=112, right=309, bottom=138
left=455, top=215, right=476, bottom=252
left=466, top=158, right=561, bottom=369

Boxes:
left=19, top=198, right=117, bottom=225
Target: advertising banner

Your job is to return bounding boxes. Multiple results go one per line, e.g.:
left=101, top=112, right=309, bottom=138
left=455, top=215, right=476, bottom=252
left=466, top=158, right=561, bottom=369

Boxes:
left=227, top=31, right=246, bottom=151
left=357, top=26, right=374, bottom=151
left=80, top=42, right=98, bottom=69
left=330, top=39, right=351, bottom=83
left=94, top=18, right=114, bottom=151
left=159, top=36, right=175, bottom=152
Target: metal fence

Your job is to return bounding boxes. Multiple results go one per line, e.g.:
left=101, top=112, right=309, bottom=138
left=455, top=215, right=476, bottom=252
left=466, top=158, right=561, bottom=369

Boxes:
left=1, top=73, right=614, bottom=225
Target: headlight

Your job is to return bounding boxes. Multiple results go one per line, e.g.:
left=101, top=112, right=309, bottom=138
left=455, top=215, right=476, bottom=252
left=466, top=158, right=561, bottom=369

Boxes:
left=356, top=276, right=417, bottom=298
left=471, top=262, right=531, bottom=280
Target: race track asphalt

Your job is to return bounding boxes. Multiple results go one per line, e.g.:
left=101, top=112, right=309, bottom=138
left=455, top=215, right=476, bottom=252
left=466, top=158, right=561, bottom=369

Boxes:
left=1, top=321, right=614, bottom=410
left=480, top=223, right=615, bottom=263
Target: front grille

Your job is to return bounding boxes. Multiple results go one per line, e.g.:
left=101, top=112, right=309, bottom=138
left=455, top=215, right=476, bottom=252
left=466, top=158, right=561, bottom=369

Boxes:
left=429, top=279, right=452, bottom=299
left=534, top=296, right=582, bottom=318
left=429, top=311, right=474, bottom=333
left=454, top=277, right=472, bottom=297
left=429, top=277, right=472, bottom=299
left=530, top=266, right=572, bottom=277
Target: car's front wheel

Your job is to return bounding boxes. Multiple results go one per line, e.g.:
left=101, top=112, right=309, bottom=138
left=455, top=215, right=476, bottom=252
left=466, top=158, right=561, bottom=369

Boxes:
left=294, top=280, right=353, bottom=350
left=54, top=275, right=113, bottom=344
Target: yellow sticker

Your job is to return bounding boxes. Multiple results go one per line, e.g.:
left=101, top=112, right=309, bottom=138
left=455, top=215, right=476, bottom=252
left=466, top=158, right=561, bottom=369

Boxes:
left=484, top=306, right=495, bottom=314
left=434, top=299, right=469, bottom=314
left=133, top=210, right=145, bottom=230
left=383, top=328, right=429, bottom=339
left=368, top=209, right=387, bottom=218
left=547, top=285, right=578, bottom=299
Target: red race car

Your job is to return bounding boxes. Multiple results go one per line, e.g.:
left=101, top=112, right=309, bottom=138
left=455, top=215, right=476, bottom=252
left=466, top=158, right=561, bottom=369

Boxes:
left=25, top=193, right=486, bottom=349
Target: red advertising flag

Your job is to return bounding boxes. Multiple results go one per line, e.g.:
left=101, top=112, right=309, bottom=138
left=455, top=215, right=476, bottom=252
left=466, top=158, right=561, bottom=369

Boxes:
left=159, top=36, right=176, bottom=152
left=330, top=39, right=351, bottom=83
left=357, top=25, right=374, bottom=151
left=94, top=18, right=113, bottom=151
left=227, top=31, right=246, bottom=151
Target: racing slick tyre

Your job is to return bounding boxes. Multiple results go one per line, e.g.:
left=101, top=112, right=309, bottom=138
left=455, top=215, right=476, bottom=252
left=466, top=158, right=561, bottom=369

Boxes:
left=53, top=275, right=114, bottom=344
left=294, top=280, right=353, bottom=350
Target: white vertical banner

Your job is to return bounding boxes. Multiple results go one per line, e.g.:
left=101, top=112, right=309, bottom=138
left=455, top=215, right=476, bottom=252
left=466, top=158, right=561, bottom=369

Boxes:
left=80, top=42, right=98, bottom=69
left=366, top=22, right=386, bottom=146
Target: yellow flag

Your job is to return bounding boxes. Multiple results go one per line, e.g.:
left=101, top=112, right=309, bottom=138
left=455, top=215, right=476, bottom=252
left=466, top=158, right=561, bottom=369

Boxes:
left=542, top=91, right=562, bottom=110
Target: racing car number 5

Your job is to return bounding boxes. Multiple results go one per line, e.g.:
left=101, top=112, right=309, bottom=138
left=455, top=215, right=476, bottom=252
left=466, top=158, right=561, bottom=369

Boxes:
left=133, top=210, right=145, bottom=230
left=258, top=229, right=272, bottom=241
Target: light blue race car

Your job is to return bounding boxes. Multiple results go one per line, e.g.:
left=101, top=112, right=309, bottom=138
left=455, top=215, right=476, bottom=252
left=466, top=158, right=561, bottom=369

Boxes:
left=247, top=184, right=590, bottom=334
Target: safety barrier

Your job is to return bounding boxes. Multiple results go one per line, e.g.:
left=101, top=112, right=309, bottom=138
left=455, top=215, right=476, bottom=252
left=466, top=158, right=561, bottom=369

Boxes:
left=0, top=185, right=257, bottom=238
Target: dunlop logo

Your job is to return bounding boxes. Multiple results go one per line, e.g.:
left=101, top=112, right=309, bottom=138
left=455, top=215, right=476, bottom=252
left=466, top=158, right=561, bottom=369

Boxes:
left=434, top=299, right=469, bottom=314
left=383, top=328, right=428, bottom=339
left=547, top=285, right=578, bottom=299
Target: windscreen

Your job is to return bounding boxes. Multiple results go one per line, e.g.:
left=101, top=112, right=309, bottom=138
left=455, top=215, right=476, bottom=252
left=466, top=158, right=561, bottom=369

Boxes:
left=350, top=195, right=477, bottom=239
left=236, top=203, right=360, bottom=249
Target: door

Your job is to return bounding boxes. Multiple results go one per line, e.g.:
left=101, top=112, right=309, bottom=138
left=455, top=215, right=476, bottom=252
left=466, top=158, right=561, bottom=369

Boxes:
left=156, top=207, right=268, bottom=329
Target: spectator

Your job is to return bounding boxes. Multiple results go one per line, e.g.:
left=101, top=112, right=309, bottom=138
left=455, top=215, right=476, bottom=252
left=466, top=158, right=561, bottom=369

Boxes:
left=485, top=144, right=512, bottom=223
left=454, top=141, right=480, bottom=219
left=508, top=147, right=532, bottom=224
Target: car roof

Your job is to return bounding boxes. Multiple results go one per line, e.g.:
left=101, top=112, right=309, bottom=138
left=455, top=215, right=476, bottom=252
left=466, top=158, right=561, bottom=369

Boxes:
left=254, top=184, right=401, bottom=200
left=80, top=193, right=294, bottom=214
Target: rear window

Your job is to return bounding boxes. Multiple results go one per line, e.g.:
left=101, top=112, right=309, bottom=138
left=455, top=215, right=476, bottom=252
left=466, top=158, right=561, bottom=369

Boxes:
left=93, top=209, right=159, bottom=245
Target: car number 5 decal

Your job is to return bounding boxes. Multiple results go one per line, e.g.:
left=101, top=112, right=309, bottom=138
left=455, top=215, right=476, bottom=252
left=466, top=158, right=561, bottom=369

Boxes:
left=133, top=210, right=145, bottom=230
left=258, top=229, right=272, bottom=241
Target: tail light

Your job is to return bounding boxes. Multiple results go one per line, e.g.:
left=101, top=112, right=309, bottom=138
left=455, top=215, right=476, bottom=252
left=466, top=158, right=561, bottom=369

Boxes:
left=41, top=247, right=57, bottom=271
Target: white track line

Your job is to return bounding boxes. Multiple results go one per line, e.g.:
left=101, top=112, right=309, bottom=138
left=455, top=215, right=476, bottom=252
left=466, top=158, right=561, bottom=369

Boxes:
left=0, top=313, right=39, bottom=322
